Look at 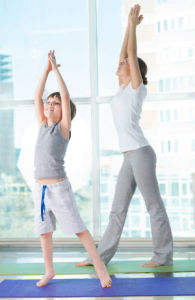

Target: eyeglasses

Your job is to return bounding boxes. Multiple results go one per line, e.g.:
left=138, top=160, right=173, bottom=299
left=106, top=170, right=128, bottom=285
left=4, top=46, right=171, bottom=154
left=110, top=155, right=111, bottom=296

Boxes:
left=46, top=101, right=61, bottom=106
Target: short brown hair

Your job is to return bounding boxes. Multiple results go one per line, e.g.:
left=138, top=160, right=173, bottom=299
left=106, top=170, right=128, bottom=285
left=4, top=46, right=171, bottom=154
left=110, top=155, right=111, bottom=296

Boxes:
left=47, top=92, right=76, bottom=120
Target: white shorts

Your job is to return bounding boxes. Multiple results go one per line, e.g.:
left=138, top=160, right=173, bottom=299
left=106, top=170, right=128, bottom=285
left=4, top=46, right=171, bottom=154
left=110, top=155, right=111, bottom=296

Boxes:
left=33, top=177, right=87, bottom=235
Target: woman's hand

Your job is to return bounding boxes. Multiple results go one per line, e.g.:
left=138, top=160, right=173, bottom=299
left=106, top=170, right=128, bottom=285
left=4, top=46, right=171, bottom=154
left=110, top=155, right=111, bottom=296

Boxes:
left=128, top=4, right=143, bottom=27
left=48, top=50, right=61, bottom=71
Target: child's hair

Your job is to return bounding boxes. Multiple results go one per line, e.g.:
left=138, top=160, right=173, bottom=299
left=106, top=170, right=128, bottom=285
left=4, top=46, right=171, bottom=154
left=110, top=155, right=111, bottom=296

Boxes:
left=47, top=92, right=76, bottom=120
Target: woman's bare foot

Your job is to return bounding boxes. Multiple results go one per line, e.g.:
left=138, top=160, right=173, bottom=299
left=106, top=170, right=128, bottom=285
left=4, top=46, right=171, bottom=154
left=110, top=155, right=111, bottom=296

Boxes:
left=75, top=260, right=92, bottom=267
left=36, top=272, right=55, bottom=287
left=142, top=260, right=160, bottom=267
left=94, top=261, right=112, bottom=288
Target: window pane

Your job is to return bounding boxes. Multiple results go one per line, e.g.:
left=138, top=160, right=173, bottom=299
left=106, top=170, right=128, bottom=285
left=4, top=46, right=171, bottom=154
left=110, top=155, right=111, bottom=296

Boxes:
left=0, top=0, right=90, bottom=99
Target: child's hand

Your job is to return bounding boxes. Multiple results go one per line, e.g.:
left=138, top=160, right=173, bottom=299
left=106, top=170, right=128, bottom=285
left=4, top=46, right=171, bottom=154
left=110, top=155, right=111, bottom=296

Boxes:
left=128, top=4, right=143, bottom=26
left=48, top=50, right=61, bottom=71
left=45, top=51, right=53, bottom=72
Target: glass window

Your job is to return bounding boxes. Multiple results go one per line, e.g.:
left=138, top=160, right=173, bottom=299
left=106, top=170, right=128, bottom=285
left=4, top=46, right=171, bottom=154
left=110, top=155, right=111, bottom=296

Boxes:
left=178, top=16, right=184, bottom=28
left=171, top=18, right=175, bottom=29
left=174, top=140, right=178, bottom=152
left=159, top=79, right=164, bottom=92
left=166, top=110, right=171, bottom=121
left=188, top=48, right=193, bottom=58
left=157, top=21, right=161, bottom=32
left=172, top=182, right=179, bottom=196
left=160, top=110, right=164, bottom=122
left=101, top=183, right=108, bottom=194
left=163, top=20, right=168, bottom=31
left=132, top=216, right=140, bottom=228
left=191, top=139, right=195, bottom=152
left=1, top=0, right=195, bottom=242
left=159, top=183, right=166, bottom=195
left=182, top=183, right=187, bottom=195
left=0, top=0, right=90, bottom=99
left=168, top=140, right=171, bottom=152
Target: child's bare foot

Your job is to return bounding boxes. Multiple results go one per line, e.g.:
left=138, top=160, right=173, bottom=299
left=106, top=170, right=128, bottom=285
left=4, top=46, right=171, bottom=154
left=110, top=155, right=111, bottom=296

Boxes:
left=36, top=272, right=55, bottom=287
left=94, top=261, right=112, bottom=288
left=142, top=260, right=160, bottom=267
left=75, top=260, right=92, bottom=267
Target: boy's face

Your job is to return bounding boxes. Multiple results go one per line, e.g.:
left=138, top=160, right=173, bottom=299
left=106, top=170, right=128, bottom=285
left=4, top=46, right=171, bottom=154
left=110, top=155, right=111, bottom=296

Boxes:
left=44, top=96, right=62, bottom=121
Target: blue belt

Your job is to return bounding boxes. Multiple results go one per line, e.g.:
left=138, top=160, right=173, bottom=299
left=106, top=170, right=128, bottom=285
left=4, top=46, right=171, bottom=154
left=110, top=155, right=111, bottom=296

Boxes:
left=41, top=185, right=47, bottom=221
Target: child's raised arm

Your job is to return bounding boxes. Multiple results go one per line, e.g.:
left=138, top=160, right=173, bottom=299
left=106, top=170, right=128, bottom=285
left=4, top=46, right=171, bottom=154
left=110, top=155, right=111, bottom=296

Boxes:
left=49, top=51, right=71, bottom=139
left=127, top=4, right=144, bottom=89
left=34, top=51, right=54, bottom=127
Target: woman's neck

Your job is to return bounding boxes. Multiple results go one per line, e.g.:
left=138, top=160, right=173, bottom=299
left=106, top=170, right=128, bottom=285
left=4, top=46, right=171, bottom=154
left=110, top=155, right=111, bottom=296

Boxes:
left=120, top=76, right=131, bottom=88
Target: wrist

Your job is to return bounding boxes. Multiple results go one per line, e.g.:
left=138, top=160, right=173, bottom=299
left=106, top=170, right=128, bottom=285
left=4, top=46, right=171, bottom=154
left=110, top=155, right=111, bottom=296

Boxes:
left=53, top=67, right=59, bottom=73
left=44, top=68, right=51, bottom=74
left=128, top=20, right=136, bottom=28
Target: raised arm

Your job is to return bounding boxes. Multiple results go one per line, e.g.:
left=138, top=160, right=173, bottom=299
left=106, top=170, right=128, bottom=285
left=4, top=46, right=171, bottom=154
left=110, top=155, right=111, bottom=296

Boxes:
left=118, top=25, right=130, bottom=86
left=49, top=51, right=71, bottom=137
left=127, top=4, right=144, bottom=89
left=119, top=25, right=130, bottom=63
left=34, top=52, right=54, bottom=127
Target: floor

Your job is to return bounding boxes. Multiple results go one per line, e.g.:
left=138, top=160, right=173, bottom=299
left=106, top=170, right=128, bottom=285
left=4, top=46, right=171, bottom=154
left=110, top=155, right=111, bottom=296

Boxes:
left=0, top=246, right=195, bottom=300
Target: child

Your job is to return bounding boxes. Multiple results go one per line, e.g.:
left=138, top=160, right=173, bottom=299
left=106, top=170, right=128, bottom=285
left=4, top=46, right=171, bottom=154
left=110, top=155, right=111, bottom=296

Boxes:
left=33, top=50, right=112, bottom=288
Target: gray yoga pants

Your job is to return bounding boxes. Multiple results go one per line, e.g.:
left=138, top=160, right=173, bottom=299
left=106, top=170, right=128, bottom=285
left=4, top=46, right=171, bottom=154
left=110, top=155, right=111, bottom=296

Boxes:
left=88, top=145, right=173, bottom=265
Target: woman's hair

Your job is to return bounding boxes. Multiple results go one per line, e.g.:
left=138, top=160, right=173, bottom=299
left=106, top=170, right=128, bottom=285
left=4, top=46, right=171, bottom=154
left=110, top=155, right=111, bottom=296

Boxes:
left=137, top=57, right=148, bottom=85
left=46, top=92, right=76, bottom=120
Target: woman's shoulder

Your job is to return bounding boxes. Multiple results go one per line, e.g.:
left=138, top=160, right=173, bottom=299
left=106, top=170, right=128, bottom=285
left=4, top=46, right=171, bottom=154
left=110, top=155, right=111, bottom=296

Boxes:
left=126, top=81, right=147, bottom=97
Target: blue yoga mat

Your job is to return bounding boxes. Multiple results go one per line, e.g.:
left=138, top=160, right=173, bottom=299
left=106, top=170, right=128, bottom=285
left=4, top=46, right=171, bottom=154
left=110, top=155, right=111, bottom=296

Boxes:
left=0, top=277, right=195, bottom=297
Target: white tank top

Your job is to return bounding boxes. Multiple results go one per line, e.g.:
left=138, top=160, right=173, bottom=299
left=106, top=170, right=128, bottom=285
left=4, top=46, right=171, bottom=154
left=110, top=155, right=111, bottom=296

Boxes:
left=111, top=81, right=149, bottom=152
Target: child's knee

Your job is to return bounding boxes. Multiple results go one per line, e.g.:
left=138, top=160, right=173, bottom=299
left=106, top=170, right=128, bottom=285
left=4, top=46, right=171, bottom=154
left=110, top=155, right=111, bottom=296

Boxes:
left=40, top=232, right=52, bottom=238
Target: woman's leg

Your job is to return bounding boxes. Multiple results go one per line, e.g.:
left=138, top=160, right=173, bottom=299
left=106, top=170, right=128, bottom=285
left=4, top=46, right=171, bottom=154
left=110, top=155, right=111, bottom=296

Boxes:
left=131, top=146, right=173, bottom=266
left=36, top=232, right=55, bottom=287
left=77, top=153, right=136, bottom=266
left=76, top=230, right=112, bottom=288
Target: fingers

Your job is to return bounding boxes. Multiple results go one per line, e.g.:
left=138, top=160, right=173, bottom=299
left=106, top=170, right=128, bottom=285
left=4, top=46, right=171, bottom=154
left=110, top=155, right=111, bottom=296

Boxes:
left=48, top=50, right=55, bottom=59
left=130, top=4, right=141, bottom=16
left=138, top=15, right=144, bottom=24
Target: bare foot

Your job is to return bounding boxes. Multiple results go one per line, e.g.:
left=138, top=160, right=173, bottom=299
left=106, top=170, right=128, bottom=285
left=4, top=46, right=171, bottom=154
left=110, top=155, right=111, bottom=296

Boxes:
left=36, top=272, right=55, bottom=287
left=142, top=260, right=160, bottom=267
left=75, top=260, right=92, bottom=267
left=94, top=261, right=112, bottom=288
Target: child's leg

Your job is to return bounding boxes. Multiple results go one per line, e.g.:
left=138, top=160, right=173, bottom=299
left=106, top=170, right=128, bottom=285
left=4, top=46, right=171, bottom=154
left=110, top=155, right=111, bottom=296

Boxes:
left=36, top=232, right=55, bottom=287
left=76, top=230, right=112, bottom=288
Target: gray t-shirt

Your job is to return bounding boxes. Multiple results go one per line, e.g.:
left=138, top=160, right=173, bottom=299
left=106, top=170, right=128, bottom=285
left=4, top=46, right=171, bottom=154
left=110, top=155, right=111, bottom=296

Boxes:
left=34, top=122, right=69, bottom=179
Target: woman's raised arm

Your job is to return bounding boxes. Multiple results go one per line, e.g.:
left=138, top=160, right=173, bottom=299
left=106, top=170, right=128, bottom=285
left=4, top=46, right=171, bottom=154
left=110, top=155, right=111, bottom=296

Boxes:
left=127, top=4, right=143, bottom=89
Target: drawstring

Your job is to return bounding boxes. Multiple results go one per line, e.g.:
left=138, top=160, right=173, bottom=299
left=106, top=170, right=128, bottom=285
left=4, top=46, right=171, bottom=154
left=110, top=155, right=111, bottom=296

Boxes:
left=41, top=185, right=47, bottom=221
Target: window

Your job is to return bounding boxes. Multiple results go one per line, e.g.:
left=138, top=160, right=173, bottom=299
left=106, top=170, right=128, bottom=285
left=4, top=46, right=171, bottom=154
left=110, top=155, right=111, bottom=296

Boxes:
left=101, top=183, right=108, bottom=194
left=182, top=183, right=187, bottom=195
left=163, top=20, right=168, bottom=31
left=160, top=110, right=164, bottom=122
left=160, top=183, right=166, bottom=195
left=157, top=21, right=161, bottom=32
left=172, top=183, right=179, bottom=196
left=1, top=0, right=195, bottom=241
left=191, top=139, right=195, bottom=152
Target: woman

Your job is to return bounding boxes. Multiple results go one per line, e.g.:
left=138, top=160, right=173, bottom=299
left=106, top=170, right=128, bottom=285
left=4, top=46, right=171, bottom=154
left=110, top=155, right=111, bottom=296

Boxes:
left=77, top=4, right=173, bottom=268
